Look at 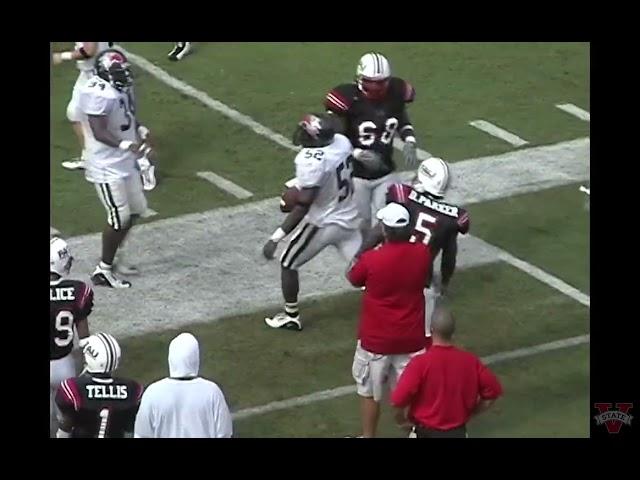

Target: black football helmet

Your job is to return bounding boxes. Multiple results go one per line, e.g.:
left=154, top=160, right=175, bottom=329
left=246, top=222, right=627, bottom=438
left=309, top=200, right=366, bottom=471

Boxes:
left=95, top=49, right=133, bottom=91
left=292, top=113, right=335, bottom=148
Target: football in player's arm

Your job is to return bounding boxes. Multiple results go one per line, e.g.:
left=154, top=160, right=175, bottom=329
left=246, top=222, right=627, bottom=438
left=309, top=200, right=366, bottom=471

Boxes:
left=263, top=115, right=334, bottom=260
left=262, top=113, right=361, bottom=331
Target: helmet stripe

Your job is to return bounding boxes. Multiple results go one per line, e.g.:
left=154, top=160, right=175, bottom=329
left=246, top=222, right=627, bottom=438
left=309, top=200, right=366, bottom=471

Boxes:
left=97, top=333, right=115, bottom=372
left=374, top=53, right=381, bottom=75
left=104, top=333, right=120, bottom=371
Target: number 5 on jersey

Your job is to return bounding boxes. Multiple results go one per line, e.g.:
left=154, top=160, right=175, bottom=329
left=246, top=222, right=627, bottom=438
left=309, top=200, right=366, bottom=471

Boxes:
left=336, top=156, right=354, bottom=202
left=410, top=211, right=437, bottom=245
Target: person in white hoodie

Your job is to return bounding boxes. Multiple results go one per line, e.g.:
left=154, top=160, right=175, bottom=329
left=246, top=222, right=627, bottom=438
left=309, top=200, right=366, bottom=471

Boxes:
left=134, top=332, right=233, bottom=438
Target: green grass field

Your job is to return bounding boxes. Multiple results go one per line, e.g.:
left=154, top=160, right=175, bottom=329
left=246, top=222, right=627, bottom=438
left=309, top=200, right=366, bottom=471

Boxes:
left=50, top=42, right=590, bottom=437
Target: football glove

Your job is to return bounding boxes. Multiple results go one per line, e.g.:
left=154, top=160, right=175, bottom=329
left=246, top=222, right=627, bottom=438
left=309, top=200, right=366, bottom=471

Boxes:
left=403, top=139, right=418, bottom=166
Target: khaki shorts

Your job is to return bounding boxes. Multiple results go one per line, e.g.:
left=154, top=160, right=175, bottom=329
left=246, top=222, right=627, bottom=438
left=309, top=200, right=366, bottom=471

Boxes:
left=352, top=340, right=424, bottom=402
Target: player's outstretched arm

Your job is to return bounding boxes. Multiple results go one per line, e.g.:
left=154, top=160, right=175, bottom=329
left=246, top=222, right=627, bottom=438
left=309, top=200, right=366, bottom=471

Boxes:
left=52, top=42, right=98, bottom=65
left=263, top=188, right=319, bottom=260
left=398, top=110, right=418, bottom=166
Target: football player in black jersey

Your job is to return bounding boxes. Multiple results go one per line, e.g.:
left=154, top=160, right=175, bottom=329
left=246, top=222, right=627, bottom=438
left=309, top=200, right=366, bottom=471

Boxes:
left=352, top=157, right=470, bottom=346
left=50, top=237, right=93, bottom=433
left=55, top=332, right=144, bottom=438
left=355, top=157, right=469, bottom=294
left=324, top=52, right=420, bottom=231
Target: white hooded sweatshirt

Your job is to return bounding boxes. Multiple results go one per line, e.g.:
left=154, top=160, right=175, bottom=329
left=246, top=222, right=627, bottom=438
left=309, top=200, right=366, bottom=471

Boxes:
left=134, top=333, right=233, bottom=438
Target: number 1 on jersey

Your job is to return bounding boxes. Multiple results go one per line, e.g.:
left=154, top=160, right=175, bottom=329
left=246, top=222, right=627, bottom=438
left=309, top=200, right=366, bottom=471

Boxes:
left=98, top=408, right=110, bottom=438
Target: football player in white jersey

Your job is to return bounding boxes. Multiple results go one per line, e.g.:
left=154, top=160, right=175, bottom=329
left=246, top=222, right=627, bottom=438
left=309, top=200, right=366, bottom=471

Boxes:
left=52, top=42, right=113, bottom=171
left=78, top=49, right=155, bottom=289
left=262, top=114, right=362, bottom=331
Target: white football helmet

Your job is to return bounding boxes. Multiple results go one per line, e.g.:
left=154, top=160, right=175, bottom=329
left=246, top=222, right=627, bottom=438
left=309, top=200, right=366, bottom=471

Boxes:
left=50, top=237, right=73, bottom=276
left=414, top=157, right=451, bottom=198
left=82, top=333, right=122, bottom=375
left=356, top=52, right=391, bottom=100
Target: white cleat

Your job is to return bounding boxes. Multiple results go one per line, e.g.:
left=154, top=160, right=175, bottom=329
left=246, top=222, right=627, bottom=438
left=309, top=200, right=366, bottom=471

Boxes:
left=265, top=312, right=302, bottom=331
left=91, top=266, right=132, bottom=289
left=168, top=42, right=192, bottom=61
left=61, top=159, right=86, bottom=171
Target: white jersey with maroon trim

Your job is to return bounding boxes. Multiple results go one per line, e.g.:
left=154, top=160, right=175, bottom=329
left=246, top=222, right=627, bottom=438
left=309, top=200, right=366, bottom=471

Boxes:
left=78, top=76, right=139, bottom=183
left=295, top=133, right=359, bottom=229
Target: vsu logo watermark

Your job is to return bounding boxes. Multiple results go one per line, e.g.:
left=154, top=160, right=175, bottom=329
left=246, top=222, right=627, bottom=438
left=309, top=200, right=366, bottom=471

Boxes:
left=593, top=403, right=633, bottom=434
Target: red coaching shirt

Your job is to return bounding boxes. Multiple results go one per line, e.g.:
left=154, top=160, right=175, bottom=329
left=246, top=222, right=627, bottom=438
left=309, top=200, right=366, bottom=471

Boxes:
left=391, top=345, right=503, bottom=430
left=347, top=241, right=432, bottom=355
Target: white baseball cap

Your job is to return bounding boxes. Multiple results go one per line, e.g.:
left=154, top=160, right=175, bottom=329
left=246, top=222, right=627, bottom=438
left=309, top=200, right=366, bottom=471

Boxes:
left=376, top=202, right=410, bottom=227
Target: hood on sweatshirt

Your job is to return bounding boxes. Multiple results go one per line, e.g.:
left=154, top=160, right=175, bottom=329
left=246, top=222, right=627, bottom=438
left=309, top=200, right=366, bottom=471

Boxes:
left=168, top=332, right=200, bottom=378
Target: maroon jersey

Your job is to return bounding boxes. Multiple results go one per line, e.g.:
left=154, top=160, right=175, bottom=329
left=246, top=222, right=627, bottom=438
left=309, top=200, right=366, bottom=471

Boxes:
left=325, top=77, right=415, bottom=180
left=50, top=279, right=94, bottom=360
left=387, top=183, right=470, bottom=257
left=55, top=375, right=143, bottom=438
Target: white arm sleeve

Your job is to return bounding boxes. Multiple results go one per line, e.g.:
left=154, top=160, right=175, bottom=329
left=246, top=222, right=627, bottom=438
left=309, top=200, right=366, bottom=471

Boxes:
left=295, top=157, right=325, bottom=188
left=79, top=90, right=115, bottom=116
left=213, top=389, right=233, bottom=438
left=133, top=390, right=154, bottom=438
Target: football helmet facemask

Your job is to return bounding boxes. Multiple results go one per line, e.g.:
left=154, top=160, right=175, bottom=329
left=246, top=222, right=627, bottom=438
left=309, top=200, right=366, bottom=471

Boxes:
left=95, top=49, right=133, bottom=91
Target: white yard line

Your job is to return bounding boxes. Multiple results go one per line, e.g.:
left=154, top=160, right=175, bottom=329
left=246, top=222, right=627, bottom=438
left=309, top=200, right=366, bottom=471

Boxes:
left=499, top=252, right=590, bottom=307
left=197, top=171, right=254, bottom=199
left=65, top=139, right=590, bottom=340
left=556, top=103, right=591, bottom=122
left=50, top=226, right=60, bottom=236
left=120, top=46, right=297, bottom=153
left=232, top=334, right=590, bottom=420
left=123, top=45, right=435, bottom=166
left=469, top=120, right=529, bottom=147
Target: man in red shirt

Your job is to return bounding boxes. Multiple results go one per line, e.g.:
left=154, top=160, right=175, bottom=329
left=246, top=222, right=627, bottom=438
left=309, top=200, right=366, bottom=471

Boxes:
left=391, top=306, right=503, bottom=438
left=347, top=202, right=433, bottom=438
